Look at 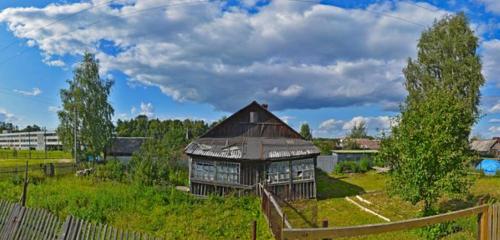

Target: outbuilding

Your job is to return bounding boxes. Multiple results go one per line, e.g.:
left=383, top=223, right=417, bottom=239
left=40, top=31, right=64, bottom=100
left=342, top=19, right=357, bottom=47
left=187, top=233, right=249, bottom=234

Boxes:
left=184, top=101, right=320, bottom=199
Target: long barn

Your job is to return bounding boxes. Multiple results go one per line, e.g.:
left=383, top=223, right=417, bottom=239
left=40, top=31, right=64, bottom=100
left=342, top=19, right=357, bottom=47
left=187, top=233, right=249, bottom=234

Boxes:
left=185, top=101, right=320, bottom=200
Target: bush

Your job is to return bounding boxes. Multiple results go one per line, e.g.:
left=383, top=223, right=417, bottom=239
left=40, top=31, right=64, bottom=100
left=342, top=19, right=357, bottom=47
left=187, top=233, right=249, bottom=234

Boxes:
left=418, top=221, right=461, bottom=239
left=94, top=160, right=126, bottom=182
left=334, top=159, right=372, bottom=174
left=359, top=158, right=371, bottom=172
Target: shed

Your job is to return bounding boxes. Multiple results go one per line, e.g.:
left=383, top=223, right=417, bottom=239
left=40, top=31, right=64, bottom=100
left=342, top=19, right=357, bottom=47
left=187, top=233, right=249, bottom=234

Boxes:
left=184, top=101, right=320, bottom=199
left=471, top=138, right=500, bottom=157
left=106, top=137, right=147, bottom=163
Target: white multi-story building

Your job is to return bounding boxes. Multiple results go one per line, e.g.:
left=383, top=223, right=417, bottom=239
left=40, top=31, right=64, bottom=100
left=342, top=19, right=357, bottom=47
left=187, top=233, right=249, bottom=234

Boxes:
left=0, top=130, right=62, bottom=150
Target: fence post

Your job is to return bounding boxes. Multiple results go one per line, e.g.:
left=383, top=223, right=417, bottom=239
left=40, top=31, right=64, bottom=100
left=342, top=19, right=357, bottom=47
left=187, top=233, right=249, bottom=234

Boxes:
left=322, top=219, right=330, bottom=240
left=252, top=220, right=257, bottom=240
left=478, top=206, right=490, bottom=240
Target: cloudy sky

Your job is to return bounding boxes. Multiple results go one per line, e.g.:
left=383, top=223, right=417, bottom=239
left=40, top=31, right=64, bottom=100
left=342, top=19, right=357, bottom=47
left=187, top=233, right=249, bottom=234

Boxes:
left=0, top=0, right=498, bottom=138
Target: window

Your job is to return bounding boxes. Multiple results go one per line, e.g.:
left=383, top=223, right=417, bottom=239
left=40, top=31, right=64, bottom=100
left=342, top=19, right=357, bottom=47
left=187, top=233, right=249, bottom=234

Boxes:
left=216, top=162, right=240, bottom=184
left=192, top=161, right=216, bottom=181
left=292, top=159, right=314, bottom=181
left=267, top=161, right=290, bottom=184
left=266, top=158, right=314, bottom=184
left=191, top=160, right=240, bottom=184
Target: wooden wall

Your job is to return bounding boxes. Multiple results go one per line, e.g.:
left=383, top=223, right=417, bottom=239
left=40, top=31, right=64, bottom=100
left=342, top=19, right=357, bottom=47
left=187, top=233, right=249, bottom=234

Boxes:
left=202, top=102, right=303, bottom=139
left=189, top=157, right=317, bottom=200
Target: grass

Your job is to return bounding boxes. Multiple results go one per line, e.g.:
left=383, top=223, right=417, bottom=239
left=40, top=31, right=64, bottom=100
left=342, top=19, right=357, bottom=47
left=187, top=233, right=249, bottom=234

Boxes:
left=0, top=149, right=71, bottom=159
left=0, top=149, right=73, bottom=168
left=0, top=175, right=273, bottom=240
left=0, top=158, right=74, bottom=168
left=283, top=170, right=499, bottom=240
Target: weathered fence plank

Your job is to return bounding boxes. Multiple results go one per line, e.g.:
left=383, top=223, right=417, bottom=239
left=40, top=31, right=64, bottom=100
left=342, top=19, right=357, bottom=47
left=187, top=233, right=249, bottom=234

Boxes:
left=0, top=200, right=161, bottom=240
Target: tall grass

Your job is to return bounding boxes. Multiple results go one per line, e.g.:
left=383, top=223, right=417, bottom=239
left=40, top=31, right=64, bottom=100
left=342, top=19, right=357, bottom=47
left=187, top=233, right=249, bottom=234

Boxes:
left=0, top=176, right=273, bottom=239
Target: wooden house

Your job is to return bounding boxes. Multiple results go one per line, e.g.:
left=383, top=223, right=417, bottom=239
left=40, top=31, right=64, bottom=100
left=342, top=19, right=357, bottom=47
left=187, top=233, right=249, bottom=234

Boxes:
left=471, top=137, right=500, bottom=157
left=184, top=101, right=320, bottom=199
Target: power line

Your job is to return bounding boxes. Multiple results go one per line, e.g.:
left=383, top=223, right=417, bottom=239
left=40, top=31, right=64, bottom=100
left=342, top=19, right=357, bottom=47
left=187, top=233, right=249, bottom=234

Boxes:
left=286, top=0, right=428, bottom=27
left=0, top=0, right=216, bottom=68
left=400, top=1, right=440, bottom=13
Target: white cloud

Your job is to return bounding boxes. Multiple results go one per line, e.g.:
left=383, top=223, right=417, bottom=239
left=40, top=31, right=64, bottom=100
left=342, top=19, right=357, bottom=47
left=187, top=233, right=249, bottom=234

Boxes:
left=269, top=84, right=304, bottom=97
left=478, top=0, right=500, bottom=14
left=48, top=106, right=61, bottom=112
left=0, top=108, right=17, bottom=123
left=279, top=115, right=295, bottom=124
left=482, top=40, right=500, bottom=88
left=139, top=102, right=154, bottom=118
left=318, top=119, right=343, bottom=131
left=316, top=115, right=395, bottom=137
left=0, top=0, right=448, bottom=111
left=489, top=118, right=500, bottom=123
left=490, top=102, right=500, bottom=113
left=130, top=106, right=137, bottom=115
left=342, top=116, right=393, bottom=131
left=489, top=126, right=500, bottom=133
left=13, top=87, right=42, bottom=96
left=45, top=59, right=65, bottom=67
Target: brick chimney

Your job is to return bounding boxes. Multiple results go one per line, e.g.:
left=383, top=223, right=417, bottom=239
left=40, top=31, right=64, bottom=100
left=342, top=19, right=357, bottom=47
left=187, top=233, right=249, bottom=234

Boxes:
left=261, top=103, right=268, bottom=110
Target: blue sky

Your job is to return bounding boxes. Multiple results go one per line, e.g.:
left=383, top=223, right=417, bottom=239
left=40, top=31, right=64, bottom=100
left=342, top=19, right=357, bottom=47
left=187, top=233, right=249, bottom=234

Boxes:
left=0, top=0, right=498, bottom=138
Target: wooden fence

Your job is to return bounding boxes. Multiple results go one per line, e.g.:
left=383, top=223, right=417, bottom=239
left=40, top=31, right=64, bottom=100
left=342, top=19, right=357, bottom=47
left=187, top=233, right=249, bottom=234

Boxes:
left=0, top=200, right=161, bottom=240
left=279, top=203, right=500, bottom=240
left=258, top=184, right=292, bottom=240
left=0, top=163, right=76, bottom=177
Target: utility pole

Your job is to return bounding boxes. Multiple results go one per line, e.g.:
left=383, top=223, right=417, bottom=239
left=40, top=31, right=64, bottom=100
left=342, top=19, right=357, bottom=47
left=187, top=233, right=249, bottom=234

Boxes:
left=44, top=127, right=47, bottom=160
left=74, top=108, right=78, bottom=164
left=22, top=130, right=30, bottom=207
left=28, top=130, right=31, bottom=159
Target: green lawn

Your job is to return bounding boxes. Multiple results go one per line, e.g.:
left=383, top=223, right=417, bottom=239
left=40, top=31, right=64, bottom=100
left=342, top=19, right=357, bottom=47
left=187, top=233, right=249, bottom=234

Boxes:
left=0, top=176, right=273, bottom=240
left=0, top=149, right=73, bottom=168
left=283, top=170, right=499, bottom=240
left=0, top=149, right=71, bottom=160
left=0, top=158, right=74, bottom=168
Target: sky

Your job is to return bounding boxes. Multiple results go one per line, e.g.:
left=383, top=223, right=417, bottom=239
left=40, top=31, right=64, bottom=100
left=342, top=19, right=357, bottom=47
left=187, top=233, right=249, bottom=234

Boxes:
left=0, top=0, right=498, bottom=138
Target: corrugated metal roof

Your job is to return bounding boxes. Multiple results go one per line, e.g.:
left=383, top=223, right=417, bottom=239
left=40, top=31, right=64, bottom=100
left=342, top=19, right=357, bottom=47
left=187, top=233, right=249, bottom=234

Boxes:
left=471, top=139, right=497, bottom=152
left=185, top=137, right=320, bottom=161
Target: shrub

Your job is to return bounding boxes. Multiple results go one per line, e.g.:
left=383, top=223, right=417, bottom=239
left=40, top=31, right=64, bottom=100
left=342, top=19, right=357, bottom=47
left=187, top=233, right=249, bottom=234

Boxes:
left=94, top=160, right=126, bottom=182
left=334, top=159, right=372, bottom=174
left=359, top=158, right=371, bottom=172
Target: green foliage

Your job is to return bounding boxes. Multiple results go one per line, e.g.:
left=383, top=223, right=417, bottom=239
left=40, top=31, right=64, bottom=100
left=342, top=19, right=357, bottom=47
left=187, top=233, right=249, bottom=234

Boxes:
left=300, top=123, right=312, bottom=140
left=334, top=160, right=371, bottom=174
left=57, top=52, right=114, bottom=161
left=94, top=160, right=126, bottom=182
left=359, top=158, right=371, bottom=172
left=343, top=138, right=361, bottom=150
left=313, top=138, right=339, bottom=155
left=349, top=121, right=368, bottom=139
left=381, top=14, right=483, bottom=214
left=130, top=127, right=188, bottom=186
left=0, top=176, right=273, bottom=239
left=116, top=116, right=209, bottom=139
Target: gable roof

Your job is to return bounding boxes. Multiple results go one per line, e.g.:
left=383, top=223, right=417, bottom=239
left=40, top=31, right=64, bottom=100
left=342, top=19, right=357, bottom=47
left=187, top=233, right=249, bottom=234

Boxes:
left=200, top=101, right=304, bottom=139
left=185, top=101, right=319, bottom=161
left=106, top=137, right=147, bottom=156
left=471, top=139, right=498, bottom=152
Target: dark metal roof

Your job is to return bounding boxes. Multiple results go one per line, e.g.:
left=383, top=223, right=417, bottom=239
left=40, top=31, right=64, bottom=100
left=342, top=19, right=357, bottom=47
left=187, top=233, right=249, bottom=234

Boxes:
left=185, top=101, right=320, bottom=161
left=107, top=137, right=147, bottom=156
